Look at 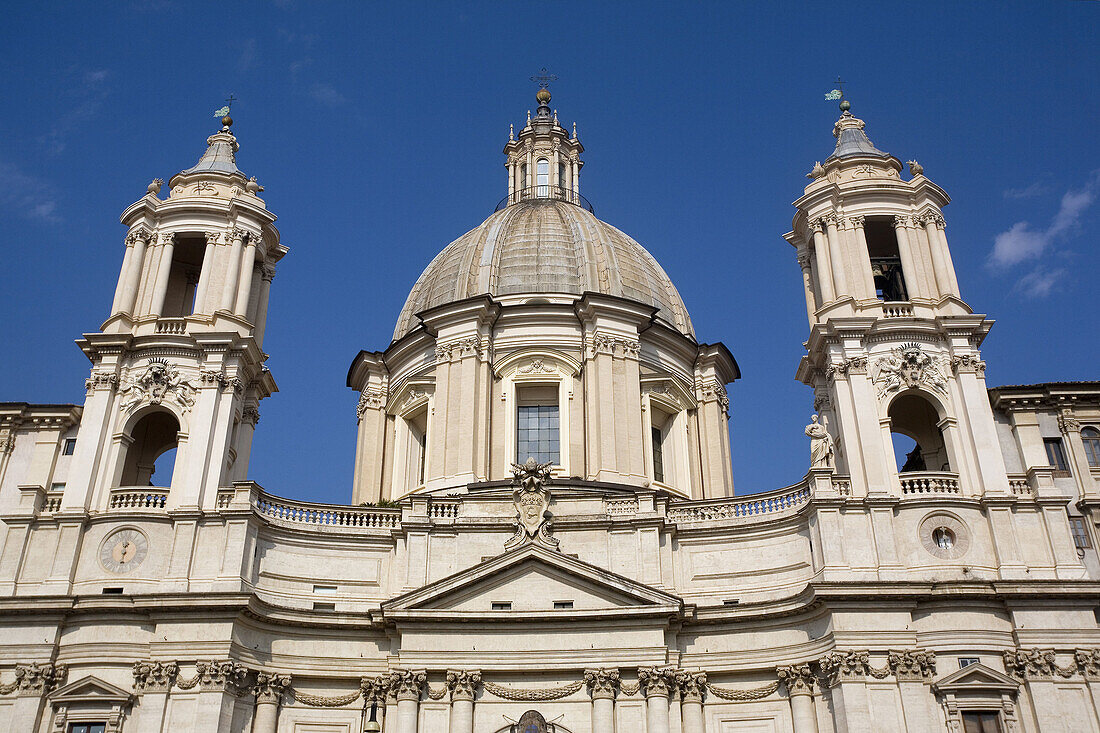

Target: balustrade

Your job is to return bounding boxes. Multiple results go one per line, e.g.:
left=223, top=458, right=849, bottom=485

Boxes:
left=154, top=317, right=187, bottom=334
left=667, top=483, right=811, bottom=524
left=898, top=471, right=961, bottom=495
left=254, top=493, right=400, bottom=529
left=108, top=487, right=169, bottom=509
left=882, top=302, right=914, bottom=318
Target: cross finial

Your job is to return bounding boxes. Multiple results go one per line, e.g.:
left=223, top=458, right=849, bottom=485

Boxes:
left=833, top=77, right=846, bottom=100
left=530, top=67, right=558, bottom=90
left=225, top=93, right=238, bottom=110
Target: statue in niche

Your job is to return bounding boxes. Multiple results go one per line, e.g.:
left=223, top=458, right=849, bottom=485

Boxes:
left=506, top=457, right=559, bottom=550
left=805, top=414, right=835, bottom=469
left=512, top=710, right=551, bottom=733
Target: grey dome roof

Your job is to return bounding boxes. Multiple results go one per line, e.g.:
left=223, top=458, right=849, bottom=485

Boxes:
left=394, top=199, right=694, bottom=340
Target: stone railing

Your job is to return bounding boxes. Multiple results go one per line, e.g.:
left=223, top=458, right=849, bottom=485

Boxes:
left=108, top=488, right=169, bottom=510
left=427, top=501, right=460, bottom=520
left=1007, top=474, right=1032, bottom=495
left=254, top=492, right=400, bottom=530
left=899, top=472, right=961, bottom=495
left=667, top=482, right=812, bottom=525
left=882, top=302, right=915, bottom=318
left=42, top=491, right=64, bottom=513
left=606, top=498, right=640, bottom=517
left=830, top=476, right=852, bottom=496
left=154, top=317, right=187, bottom=334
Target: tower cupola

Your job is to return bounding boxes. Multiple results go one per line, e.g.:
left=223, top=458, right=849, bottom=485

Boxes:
left=501, top=86, right=584, bottom=207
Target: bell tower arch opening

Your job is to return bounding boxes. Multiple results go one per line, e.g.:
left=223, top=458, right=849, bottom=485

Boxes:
left=888, top=392, right=951, bottom=473
left=120, top=409, right=180, bottom=487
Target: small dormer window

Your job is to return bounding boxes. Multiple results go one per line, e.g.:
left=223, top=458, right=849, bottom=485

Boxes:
left=536, top=158, right=550, bottom=196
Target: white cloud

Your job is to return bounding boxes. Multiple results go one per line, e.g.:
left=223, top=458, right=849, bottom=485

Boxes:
left=0, top=159, right=61, bottom=224
left=1003, top=178, right=1050, bottom=199
left=310, top=83, right=347, bottom=107
left=989, top=171, right=1098, bottom=270
left=1014, top=267, right=1067, bottom=299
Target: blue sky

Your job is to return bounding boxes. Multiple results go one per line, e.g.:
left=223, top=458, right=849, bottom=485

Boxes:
left=1, top=1, right=1097, bottom=503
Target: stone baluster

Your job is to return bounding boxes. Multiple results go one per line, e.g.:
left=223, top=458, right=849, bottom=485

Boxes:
left=677, top=670, right=707, bottom=733
left=388, top=669, right=426, bottom=733
left=150, top=232, right=176, bottom=317
left=446, top=670, right=480, bottom=733
left=778, top=665, right=818, bottom=733
left=584, top=668, right=620, bottom=732
left=251, top=672, right=290, bottom=733
left=639, top=667, right=676, bottom=733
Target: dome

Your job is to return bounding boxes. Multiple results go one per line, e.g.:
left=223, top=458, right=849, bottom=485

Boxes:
left=394, top=199, right=694, bottom=340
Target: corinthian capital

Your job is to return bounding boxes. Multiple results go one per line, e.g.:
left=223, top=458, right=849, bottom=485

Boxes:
left=386, top=669, right=427, bottom=701
left=445, top=670, right=481, bottom=701
left=918, top=210, right=945, bottom=228
left=777, top=664, right=815, bottom=696
left=254, top=672, right=291, bottom=704
left=808, top=218, right=825, bottom=234
left=847, top=215, right=866, bottom=228
left=638, top=666, right=676, bottom=698
left=888, top=649, right=936, bottom=681
left=196, top=660, right=249, bottom=693
left=893, top=214, right=912, bottom=229
left=583, top=668, right=620, bottom=699
left=132, top=661, right=179, bottom=692
left=675, top=670, right=707, bottom=702
left=157, top=231, right=175, bottom=246
left=14, top=662, right=67, bottom=695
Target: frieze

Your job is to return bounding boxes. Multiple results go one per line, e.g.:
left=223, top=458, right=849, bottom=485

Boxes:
left=1003, top=648, right=1075, bottom=681
left=871, top=344, right=950, bottom=400
left=583, top=668, right=620, bottom=699
left=118, top=359, right=197, bottom=413
left=588, top=334, right=640, bottom=359
left=85, top=371, right=120, bottom=392
left=445, top=670, right=481, bottom=701
left=132, top=661, right=178, bottom=693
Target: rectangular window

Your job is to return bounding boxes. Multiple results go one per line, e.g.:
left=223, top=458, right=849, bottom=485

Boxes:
left=961, top=711, right=1003, bottom=733
left=313, top=585, right=337, bottom=594
left=1045, top=438, right=1070, bottom=473
left=517, top=403, right=560, bottom=465
left=553, top=601, right=574, bottom=610
left=652, top=425, right=665, bottom=483
left=50, top=483, right=65, bottom=492
left=491, top=601, right=512, bottom=611
left=63, top=438, right=76, bottom=455
left=312, top=602, right=335, bottom=611
left=958, top=657, right=980, bottom=668
left=1071, top=517, right=1092, bottom=550
left=1082, top=428, right=1100, bottom=467
left=69, top=725, right=107, bottom=733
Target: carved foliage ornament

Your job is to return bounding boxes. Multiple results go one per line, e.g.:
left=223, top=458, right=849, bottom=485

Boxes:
left=118, top=359, right=197, bottom=413
left=435, top=337, right=482, bottom=363
left=871, top=344, right=950, bottom=400
left=132, top=661, right=178, bottom=692
left=950, top=354, right=987, bottom=377
left=776, top=664, right=816, bottom=695
left=506, top=458, right=559, bottom=550
left=386, top=670, right=427, bottom=701
left=583, top=668, right=621, bottom=698
left=637, top=666, right=676, bottom=698
left=13, top=663, right=67, bottom=695
left=445, top=670, right=481, bottom=701
left=254, top=672, right=291, bottom=703
left=356, top=389, right=386, bottom=418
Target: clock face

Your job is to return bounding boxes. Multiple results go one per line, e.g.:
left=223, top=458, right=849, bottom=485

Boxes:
left=99, top=528, right=148, bottom=574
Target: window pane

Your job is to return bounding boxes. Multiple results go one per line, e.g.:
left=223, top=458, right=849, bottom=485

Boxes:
left=652, top=426, right=665, bottom=483
left=1045, top=438, right=1069, bottom=471
left=517, top=404, right=559, bottom=464
left=1084, top=429, right=1100, bottom=467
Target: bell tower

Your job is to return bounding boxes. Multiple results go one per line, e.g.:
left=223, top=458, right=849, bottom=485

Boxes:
left=786, top=100, right=1009, bottom=498
left=64, top=111, right=285, bottom=513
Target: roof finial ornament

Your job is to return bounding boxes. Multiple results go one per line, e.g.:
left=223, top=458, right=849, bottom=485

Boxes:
left=509, top=123, right=514, bottom=141
left=531, top=67, right=557, bottom=119
left=572, top=121, right=577, bottom=140
left=824, top=77, right=850, bottom=113
left=214, top=93, right=237, bottom=132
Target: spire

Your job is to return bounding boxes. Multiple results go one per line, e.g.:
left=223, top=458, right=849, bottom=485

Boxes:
left=826, top=102, right=892, bottom=162
left=179, top=125, right=244, bottom=177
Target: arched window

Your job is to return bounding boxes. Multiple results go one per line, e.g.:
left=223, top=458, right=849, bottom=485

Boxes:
left=536, top=158, right=549, bottom=197
left=121, top=410, right=180, bottom=487
left=1083, top=427, right=1100, bottom=468
left=888, top=393, right=950, bottom=473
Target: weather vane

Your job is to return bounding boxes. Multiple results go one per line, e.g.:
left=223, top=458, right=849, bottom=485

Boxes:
left=530, top=68, right=558, bottom=90
left=213, top=93, right=237, bottom=119
left=824, top=77, right=847, bottom=104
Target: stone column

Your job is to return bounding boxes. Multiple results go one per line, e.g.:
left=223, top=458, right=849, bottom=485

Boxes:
left=234, top=236, right=259, bottom=316
left=193, top=231, right=220, bottom=314
left=526, top=148, right=534, bottom=188
left=571, top=159, right=579, bottom=194
left=823, top=214, right=848, bottom=299
left=777, top=665, right=817, bottom=733
left=920, top=212, right=955, bottom=298
left=889, top=650, right=938, bottom=730
left=191, top=660, right=250, bottom=731
left=389, top=669, right=426, bottom=733
left=1060, top=410, right=1099, bottom=496
left=847, top=216, right=878, bottom=300
left=797, top=252, right=817, bottom=322
left=892, top=216, right=923, bottom=299
left=584, top=668, right=620, bottom=733
left=677, top=671, right=707, bottom=733
left=446, top=670, right=480, bottom=733
left=253, top=265, right=275, bottom=346
left=221, top=227, right=246, bottom=311
left=9, top=662, right=66, bottom=732
left=149, top=232, right=176, bottom=317
left=809, top=219, right=835, bottom=304
left=818, top=651, right=873, bottom=733
left=639, top=667, right=675, bottom=733
left=111, top=237, right=136, bottom=314
left=131, top=661, right=178, bottom=732
left=120, top=229, right=150, bottom=315
left=508, top=163, right=515, bottom=200
left=252, top=672, right=291, bottom=733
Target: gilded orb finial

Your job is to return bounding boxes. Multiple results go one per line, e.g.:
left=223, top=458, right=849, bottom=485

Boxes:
left=536, top=87, right=552, bottom=105
left=839, top=99, right=851, bottom=113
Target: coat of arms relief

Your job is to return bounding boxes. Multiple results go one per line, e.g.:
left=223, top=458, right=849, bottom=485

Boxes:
left=506, top=457, right=559, bottom=550
left=870, top=344, right=950, bottom=400
left=118, top=359, right=198, bottom=413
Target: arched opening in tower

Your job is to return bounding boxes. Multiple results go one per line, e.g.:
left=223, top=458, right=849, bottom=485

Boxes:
left=121, top=410, right=181, bottom=487
left=888, top=392, right=950, bottom=473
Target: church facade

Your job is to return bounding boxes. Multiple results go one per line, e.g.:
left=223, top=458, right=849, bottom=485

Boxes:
left=1, top=90, right=1099, bottom=733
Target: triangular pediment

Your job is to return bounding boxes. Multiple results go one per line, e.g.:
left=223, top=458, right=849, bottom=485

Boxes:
left=382, top=543, right=683, bottom=619
left=933, top=664, right=1019, bottom=695
left=48, top=675, right=133, bottom=706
